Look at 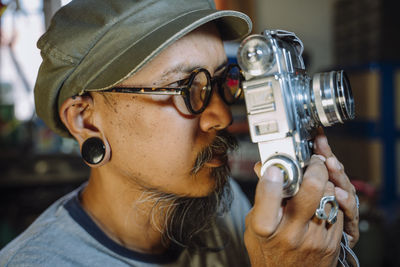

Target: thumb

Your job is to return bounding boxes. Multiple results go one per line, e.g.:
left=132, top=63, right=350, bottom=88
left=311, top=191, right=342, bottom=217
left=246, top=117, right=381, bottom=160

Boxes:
left=251, top=163, right=284, bottom=237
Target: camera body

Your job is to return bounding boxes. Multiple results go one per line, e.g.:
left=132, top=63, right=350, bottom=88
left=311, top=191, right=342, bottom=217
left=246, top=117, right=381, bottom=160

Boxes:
left=237, top=30, right=354, bottom=197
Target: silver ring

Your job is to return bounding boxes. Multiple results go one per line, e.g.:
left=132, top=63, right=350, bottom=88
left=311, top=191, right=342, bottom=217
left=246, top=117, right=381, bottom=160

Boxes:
left=315, top=195, right=339, bottom=224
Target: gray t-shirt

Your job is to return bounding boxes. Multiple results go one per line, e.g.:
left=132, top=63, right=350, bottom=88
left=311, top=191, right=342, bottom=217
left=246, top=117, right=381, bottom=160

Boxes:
left=0, top=180, right=251, bottom=267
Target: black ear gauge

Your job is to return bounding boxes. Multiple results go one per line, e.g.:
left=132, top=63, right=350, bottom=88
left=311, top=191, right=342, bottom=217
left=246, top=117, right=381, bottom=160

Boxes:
left=81, top=137, right=106, bottom=165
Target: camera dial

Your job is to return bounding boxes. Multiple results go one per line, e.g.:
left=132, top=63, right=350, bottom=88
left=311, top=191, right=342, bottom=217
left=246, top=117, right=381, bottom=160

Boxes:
left=261, top=154, right=301, bottom=198
left=237, top=35, right=275, bottom=76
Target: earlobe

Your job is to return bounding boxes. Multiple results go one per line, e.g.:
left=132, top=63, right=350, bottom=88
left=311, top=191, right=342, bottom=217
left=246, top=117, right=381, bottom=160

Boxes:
left=81, top=136, right=111, bottom=167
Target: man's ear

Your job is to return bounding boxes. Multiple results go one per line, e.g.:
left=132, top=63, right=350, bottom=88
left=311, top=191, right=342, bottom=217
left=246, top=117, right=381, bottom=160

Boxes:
left=59, top=95, right=98, bottom=144
left=59, top=95, right=111, bottom=167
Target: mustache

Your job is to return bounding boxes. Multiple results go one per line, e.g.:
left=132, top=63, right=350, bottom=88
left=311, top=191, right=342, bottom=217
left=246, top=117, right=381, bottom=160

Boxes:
left=191, top=130, right=238, bottom=175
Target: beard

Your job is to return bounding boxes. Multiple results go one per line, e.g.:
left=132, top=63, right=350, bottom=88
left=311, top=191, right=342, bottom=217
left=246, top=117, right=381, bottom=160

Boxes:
left=138, top=130, right=238, bottom=250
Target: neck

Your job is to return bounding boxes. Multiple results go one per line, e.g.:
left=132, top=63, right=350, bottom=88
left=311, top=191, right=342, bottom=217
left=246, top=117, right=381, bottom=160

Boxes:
left=80, top=168, right=169, bottom=254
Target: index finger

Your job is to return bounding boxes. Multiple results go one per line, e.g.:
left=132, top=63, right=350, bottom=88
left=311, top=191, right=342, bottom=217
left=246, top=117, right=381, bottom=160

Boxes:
left=313, top=134, right=334, bottom=158
left=285, top=154, right=329, bottom=224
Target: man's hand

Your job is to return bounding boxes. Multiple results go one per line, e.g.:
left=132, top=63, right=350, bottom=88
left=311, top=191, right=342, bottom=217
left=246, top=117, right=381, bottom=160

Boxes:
left=244, top=134, right=358, bottom=267
left=313, top=134, right=359, bottom=248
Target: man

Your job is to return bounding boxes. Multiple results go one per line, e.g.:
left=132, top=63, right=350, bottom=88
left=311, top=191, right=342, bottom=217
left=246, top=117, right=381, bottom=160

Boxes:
left=0, top=0, right=359, bottom=266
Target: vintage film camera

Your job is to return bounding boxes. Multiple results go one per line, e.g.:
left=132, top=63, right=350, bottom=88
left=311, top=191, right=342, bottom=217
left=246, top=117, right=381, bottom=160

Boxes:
left=237, top=30, right=355, bottom=198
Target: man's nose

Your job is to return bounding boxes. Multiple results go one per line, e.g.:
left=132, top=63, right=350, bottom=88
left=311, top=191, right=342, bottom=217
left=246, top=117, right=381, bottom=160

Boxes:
left=199, top=89, right=233, bottom=132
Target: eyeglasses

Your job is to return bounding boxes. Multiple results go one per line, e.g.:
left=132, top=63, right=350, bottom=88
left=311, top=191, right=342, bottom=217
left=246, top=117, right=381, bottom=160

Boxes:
left=101, top=64, right=244, bottom=115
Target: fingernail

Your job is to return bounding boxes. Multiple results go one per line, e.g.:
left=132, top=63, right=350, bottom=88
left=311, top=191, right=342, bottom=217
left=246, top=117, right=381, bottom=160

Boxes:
left=264, top=166, right=284, bottom=183
left=315, top=135, right=328, bottom=149
left=312, top=154, right=326, bottom=162
left=253, top=162, right=262, bottom=179
left=254, top=162, right=261, bottom=172
left=335, top=187, right=348, bottom=200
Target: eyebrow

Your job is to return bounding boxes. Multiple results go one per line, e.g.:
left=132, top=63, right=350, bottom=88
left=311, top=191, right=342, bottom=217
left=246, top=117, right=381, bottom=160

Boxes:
left=163, top=60, right=228, bottom=76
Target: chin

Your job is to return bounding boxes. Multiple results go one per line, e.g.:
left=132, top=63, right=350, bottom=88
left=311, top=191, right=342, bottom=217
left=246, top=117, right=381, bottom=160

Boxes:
left=189, top=165, right=229, bottom=198
left=185, top=168, right=215, bottom=197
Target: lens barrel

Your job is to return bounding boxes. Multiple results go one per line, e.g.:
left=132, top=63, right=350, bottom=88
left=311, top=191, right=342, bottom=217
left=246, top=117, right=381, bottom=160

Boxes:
left=311, top=70, right=354, bottom=126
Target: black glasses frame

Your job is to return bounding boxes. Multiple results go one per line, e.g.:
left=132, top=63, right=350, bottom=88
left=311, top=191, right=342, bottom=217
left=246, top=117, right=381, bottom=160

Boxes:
left=100, top=63, right=243, bottom=115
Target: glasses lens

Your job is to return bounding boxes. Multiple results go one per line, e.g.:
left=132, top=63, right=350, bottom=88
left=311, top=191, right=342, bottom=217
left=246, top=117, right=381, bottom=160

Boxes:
left=189, top=70, right=211, bottom=112
left=221, top=65, right=242, bottom=104
left=172, top=96, right=192, bottom=115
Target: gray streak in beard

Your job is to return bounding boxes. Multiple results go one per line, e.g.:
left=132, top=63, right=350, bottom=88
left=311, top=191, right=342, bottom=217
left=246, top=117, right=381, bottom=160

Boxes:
left=141, top=172, right=233, bottom=250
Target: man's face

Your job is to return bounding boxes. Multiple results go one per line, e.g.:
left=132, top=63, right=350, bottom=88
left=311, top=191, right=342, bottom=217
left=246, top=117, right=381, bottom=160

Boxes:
left=92, top=24, right=233, bottom=197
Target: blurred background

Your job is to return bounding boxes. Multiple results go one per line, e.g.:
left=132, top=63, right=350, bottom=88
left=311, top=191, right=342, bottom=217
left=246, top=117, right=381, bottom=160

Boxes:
left=0, top=0, right=399, bottom=266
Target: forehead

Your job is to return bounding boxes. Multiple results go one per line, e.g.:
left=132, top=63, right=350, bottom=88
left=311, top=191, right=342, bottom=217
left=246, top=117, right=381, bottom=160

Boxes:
left=119, top=23, right=226, bottom=86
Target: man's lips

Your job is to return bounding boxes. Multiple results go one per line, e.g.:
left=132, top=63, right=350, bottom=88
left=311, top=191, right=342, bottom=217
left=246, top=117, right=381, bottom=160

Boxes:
left=204, top=154, right=226, bottom=168
left=191, top=130, right=238, bottom=174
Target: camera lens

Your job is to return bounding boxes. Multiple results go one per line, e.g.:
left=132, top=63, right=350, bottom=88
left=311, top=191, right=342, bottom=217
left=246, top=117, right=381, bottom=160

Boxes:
left=311, top=70, right=355, bottom=126
left=337, top=71, right=354, bottom=121
left=237, top=35, right=274, bottom=76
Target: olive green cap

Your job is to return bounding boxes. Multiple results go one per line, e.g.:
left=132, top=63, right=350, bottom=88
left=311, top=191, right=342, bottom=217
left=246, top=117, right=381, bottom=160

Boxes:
left=34, top=0, right=252, bottom=137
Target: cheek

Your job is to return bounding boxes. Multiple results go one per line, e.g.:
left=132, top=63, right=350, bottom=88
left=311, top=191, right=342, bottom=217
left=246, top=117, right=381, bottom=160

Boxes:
left=104, top=100, right=200, bottom=173
left=143, top=112, right=199, bottom=169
